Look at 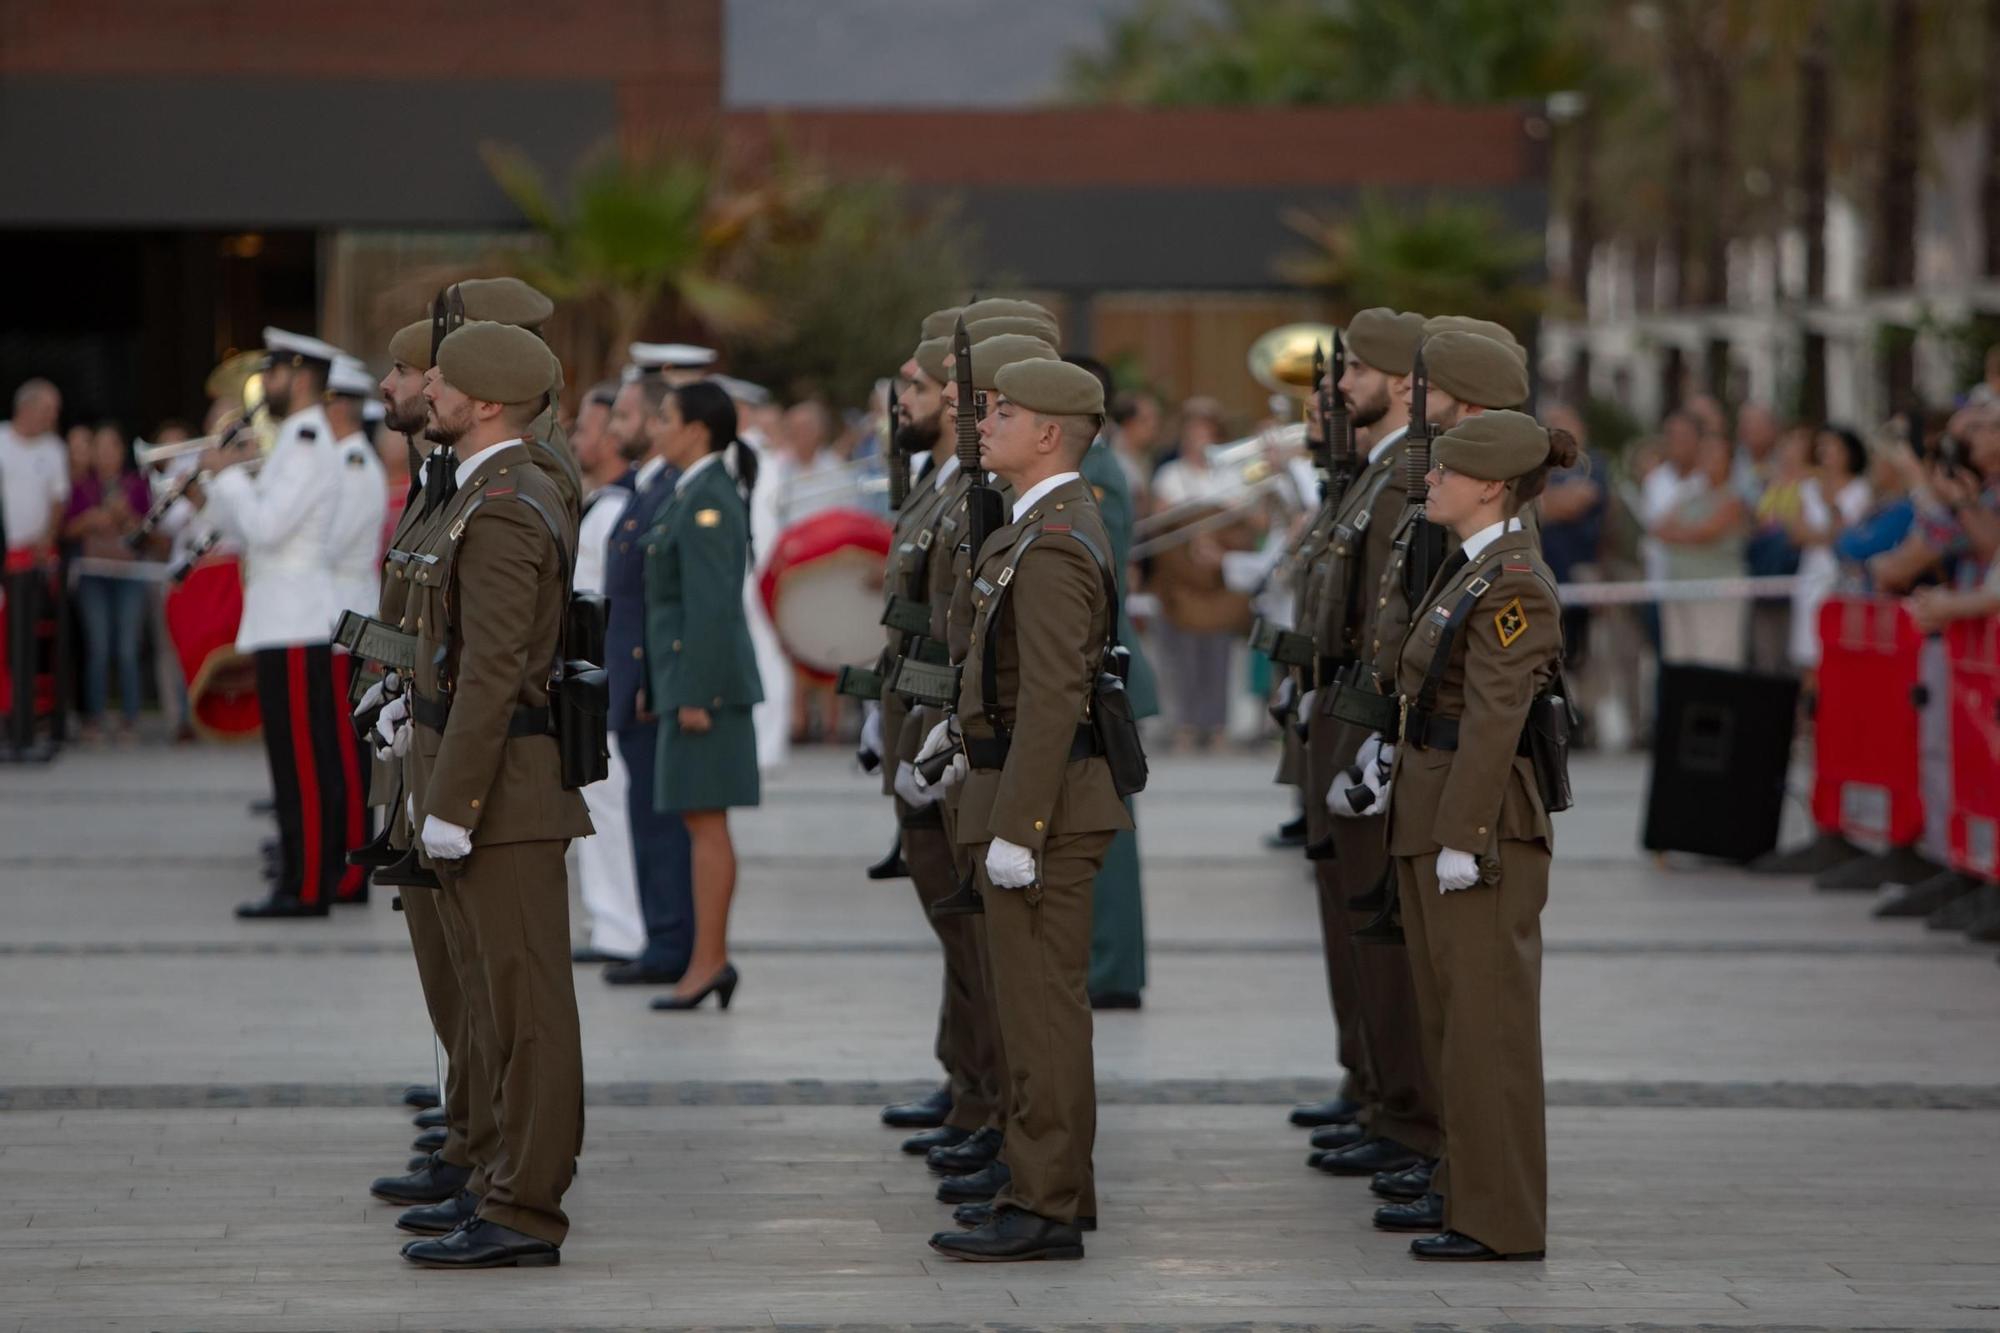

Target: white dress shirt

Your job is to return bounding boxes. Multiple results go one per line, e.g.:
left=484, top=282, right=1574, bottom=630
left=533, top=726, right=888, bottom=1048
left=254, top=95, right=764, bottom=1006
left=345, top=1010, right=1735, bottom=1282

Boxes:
left=1011, top=470, right=1080, bottom=522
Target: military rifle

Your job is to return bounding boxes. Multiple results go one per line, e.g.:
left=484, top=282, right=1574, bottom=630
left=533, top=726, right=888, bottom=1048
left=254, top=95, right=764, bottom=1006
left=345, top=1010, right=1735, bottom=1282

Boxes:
left=954, top=316, right=1005, bottom=559
left=1399, top=342, right=1449, bottom=604
left=885, top=382, right=909, bottom=511
left=1324, top=329, right=1358, bottom=511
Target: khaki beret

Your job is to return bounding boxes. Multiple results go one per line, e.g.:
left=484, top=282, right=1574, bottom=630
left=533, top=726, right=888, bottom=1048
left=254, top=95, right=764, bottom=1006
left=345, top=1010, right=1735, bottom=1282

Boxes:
left=950, top=334, right=1057, bottom=391
left=388, top=321, right=432, bottom=372
left=921, top=307, right=963, bottom=341
left=435, top=320, right=561, bottom=406
left=1423, top=315, right=1526, bottom=366
left=962, top=297, right=1056, bottom=326
left=454, top=277, right=555, bottom=328
left=1424, top=331, right=1528, bottom=409
left=912, top=337, right=950, bottom=386
left=1345, top=308, right=1426, bottom=376
left=995, top=359, right=1105, bottom=418
left=967, top=314, right=1061, bottom=347
left=1433, top=409, right=1551, bottom=482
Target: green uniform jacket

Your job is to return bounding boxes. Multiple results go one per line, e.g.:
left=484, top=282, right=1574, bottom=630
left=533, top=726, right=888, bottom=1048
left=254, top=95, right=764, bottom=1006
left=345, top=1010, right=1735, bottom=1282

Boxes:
left=641, top=453, right=765, bottom=714
left=401, top=441, right=592, bottom=846
left=954, top=475, right=1134, bottom=853
left=1080, top=440, right=1159, bottom=720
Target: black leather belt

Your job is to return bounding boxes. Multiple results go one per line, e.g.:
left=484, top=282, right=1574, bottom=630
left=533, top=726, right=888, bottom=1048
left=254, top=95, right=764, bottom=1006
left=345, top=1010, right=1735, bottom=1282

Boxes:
left=411, top=692, right=552, bottom=738
left=964, top=724, right=1101, bottom=771
left=1404, top=709, right=1531, bottom=756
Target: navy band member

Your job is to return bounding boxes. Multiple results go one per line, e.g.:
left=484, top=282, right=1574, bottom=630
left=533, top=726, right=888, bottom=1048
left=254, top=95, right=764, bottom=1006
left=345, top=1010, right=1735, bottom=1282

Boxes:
left=929, top=358, right=1131, bottom=1264
left=642, top=380, right=765, bottom=1012
left=397, top=320, right=592, bottom=1268
left=1383, top=410, right=1572, bottom=1262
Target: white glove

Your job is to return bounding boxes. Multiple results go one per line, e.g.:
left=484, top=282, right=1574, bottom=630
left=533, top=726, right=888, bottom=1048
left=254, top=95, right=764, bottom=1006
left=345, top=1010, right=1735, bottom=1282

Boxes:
left=1354, top=731, right=1383, bottom=774
left=420, top=814, right=473, bottom=862
left=1436, top=848, right=1480, bottom=893
left=858, top=702, right=883, bottom=766
left=915, top=716, right=958, bottom=768
left=351, top=678, right=386, bottom=721
left=1297, top=688, right=1317, bottom=720
left=373, top=695, right=410, bottom=760
left=985, top=836, right=1037, bottom=889
left=892, top=760, right=935, bottom=809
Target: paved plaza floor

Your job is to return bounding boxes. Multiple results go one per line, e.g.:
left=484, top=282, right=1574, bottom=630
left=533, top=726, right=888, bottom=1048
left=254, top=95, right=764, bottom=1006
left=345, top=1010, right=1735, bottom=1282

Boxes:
left=2, top=743, right=1997, bottom=1331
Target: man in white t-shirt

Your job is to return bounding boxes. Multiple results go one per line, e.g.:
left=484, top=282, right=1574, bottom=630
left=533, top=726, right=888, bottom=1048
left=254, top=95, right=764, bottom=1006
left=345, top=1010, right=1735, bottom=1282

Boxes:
left=0, top=379, right=69, bottom=554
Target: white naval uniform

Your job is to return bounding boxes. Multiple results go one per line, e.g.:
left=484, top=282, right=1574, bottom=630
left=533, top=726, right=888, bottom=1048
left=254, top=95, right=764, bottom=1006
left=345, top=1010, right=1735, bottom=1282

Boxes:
left=204, top=404, right=339, bottom=651
left=324, top=429, right=387, bottom=623
left=568, top=478, right=647, bottom=958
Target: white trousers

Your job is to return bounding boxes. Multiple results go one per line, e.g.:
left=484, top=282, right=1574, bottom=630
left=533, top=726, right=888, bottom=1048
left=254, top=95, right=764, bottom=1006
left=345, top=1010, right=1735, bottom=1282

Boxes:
left=575, top=740, right=647, bottom=958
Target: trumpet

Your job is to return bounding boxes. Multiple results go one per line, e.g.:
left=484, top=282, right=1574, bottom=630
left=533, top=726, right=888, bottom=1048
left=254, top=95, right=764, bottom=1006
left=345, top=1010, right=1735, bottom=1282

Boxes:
left=1132, top=422, right=1309, bottom=541
left=128, top=430, right=265, bottom=549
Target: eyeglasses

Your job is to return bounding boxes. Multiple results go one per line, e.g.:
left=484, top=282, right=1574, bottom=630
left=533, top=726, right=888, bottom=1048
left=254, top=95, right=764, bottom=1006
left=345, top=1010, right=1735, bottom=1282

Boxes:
left=1426, top=461, right=1457, bottom=480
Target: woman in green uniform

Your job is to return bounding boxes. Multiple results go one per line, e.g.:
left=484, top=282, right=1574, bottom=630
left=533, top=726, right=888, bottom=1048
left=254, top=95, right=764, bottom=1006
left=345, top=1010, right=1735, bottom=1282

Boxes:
left=1381, top=410, right=1574, bottom=1263
left=642, top=380, right=764, bottom=1011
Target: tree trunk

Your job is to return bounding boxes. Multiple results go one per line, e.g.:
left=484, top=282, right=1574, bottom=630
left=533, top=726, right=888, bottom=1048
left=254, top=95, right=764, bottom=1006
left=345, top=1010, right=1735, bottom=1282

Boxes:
left=1799, top=12, right=1830, bottom=422
left=1665, top=5, right=1701, bottom=309
left=1697, top=35, right=1734, bottom=308
left=1985, top=0, right=2000, bottom=277
left=1876, top=0, right=1920, bottom=409
left=1567, top=105, right=1597, bottom=404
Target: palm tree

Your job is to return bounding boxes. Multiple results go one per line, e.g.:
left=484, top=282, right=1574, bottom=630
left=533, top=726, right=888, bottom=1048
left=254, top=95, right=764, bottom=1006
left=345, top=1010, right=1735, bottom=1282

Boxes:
left=1278, top=193, right=1543, bottom=330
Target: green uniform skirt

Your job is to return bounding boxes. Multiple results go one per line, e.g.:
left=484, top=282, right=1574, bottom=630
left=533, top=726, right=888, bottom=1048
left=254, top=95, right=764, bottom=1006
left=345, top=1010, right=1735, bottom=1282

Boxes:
left=654, top=706, right=761, bottom=812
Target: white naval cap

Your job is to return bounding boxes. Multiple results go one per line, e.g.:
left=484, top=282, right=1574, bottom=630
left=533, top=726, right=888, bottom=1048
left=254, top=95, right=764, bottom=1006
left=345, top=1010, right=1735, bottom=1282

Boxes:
left=263, top=326, right=346, bottom=367
left=624, top=341, right=717, bottom=380
left=709, top=374, right=771, bottom=407
left=327, top=354, right=376, bottom=398
left=362, top=398, right=386, bottom=424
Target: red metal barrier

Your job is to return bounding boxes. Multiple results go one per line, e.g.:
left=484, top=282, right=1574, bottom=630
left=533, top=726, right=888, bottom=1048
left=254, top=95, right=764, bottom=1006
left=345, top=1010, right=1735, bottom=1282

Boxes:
left=1945, top=616, right=2000, bottom=878
left=1811, top=596, right=1925, bottom=847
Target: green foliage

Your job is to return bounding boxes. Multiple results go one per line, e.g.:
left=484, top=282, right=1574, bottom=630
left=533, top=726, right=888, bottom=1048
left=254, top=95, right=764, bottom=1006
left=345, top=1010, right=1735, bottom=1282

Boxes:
left=1277, top=193, right=1543, bottom=329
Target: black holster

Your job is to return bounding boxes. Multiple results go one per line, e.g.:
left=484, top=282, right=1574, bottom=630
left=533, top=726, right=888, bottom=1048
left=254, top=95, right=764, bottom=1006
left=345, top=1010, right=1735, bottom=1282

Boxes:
left=1090, top=670, right=1149, bottom=798
left=1524, top=688, right=1574, bottom=814
left=553, top=660, right=609, bottom=790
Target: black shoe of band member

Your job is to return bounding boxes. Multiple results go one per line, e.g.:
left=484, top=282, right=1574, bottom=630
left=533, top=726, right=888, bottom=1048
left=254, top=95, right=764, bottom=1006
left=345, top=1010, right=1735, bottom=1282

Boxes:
left=1410, top=1228, right=1543, bottom=1262
left=881, top=1085, right=952, bottom=1129
left=396, top=1189, right=480, bottom=1236
left=955, top=1201, right=1096, bottom=1232
left=403, top=1084, right=440, bottom=1109
left=1875, top=869, right=1978, bottom=919
left=927, top=1126, right=1001, bottom=1175
left=1309, top=1122, right=1368, bottom=1152
left=1371, top=1158, right=1436, bottom=1201
left=1288, top=1097, right=1361, bottom=1128
left=402, top=1218, right=559, bottom=1269
left=1373, top=1192, right=1444, bottom=1232
left=412, top=1106, right=447, bottom=1130
left=929, top=1207, right=1083, bottom=1262
left=235, top=893, right=331, bottom=920
left=412, top=1127, right=447, bottom=1154
left=370, top=1154, right=471, bottom=1206
left=1088, top=991, right=1142, bottom=1011
left=1930, top=884, right=1997, bottom=931
left=1314, top=1136, right=1423, bottom=1176
left=935, top=1160, right=1011, bottom=1204
left=902, top=1125, right=971, bottom=1156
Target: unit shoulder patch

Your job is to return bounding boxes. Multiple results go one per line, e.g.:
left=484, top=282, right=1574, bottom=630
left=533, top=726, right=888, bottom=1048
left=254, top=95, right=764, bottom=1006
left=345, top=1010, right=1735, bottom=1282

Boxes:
left=695, top=508, right=721, bottom=528
left=1494, top=596, right=1528, bottom=649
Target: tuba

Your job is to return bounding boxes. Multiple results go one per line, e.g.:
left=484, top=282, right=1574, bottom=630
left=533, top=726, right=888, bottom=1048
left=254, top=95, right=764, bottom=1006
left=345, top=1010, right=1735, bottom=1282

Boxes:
left=1248, top=322, right=1338, bottom=403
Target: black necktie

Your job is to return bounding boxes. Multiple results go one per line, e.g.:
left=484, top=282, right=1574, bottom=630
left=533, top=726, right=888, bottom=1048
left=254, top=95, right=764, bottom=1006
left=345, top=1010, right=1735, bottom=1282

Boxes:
left=421, top=449, right=458, bottom=516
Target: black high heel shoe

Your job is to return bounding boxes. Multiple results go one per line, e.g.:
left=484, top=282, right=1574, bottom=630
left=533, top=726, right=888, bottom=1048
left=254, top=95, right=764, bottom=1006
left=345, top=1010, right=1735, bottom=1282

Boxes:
left=649, top=963, right=739, bottom=1011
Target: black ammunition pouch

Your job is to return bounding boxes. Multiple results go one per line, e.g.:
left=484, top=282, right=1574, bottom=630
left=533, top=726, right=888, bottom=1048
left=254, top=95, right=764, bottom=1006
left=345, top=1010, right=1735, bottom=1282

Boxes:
left=881, top=594, right=932, bottom=638
left=1325, top=661, right=1398, bottom=737
left=894, top=656, right=962, bottom=709
left=835, top=664, right=885, bottom=699
left=1249, top=616, right=1315, bottom=669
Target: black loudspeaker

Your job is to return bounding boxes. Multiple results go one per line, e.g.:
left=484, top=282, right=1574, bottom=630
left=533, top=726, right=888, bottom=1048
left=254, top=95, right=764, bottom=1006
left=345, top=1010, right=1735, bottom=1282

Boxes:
left=1642, top=664, right=1800, bottom=862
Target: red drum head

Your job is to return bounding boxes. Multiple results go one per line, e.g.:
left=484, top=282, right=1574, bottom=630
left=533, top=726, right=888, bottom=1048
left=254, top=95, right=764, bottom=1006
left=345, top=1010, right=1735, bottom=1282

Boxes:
left=165, top=556, right=261, bottom=740
left=759, top=508, right=894, bottom=682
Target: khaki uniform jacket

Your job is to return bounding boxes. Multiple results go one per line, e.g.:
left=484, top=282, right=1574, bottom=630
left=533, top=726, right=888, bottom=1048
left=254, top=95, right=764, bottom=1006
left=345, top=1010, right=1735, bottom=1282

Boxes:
left=400, top=440, right=592, bottom=846
left=1367, top=500, right=1461, bottom=688
left=1386, top=527, right=1561, bottom=863
left=1302, top=440, right=1410, bottom=675
left=875, top=452, right=959, bottom=793
left=952, top=476, right=1133, bottom=853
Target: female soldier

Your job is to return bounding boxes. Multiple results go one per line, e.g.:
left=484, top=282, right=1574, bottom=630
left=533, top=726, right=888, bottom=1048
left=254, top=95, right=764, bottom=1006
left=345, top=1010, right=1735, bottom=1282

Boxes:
left=642, top=380, right=764, bottom=1011
left=1379, top=409, right=1574, bottom=1262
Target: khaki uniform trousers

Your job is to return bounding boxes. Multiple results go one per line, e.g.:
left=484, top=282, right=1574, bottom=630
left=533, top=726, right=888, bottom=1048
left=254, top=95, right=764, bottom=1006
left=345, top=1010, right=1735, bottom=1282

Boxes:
left=899, top=793, right=1004, bottom=1134
left=978, top=829, right=1114, bottom=1226
left=1394, top=840, right=1550, bottom=1256
left=1304, top=711, right=1376, bottom=1109
left=400, top=887, right=493, bottom=1173
left=434, top=839, right=585, bottom=1246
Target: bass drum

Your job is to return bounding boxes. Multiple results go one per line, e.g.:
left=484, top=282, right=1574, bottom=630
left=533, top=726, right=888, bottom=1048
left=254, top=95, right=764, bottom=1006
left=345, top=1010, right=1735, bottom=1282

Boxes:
left=759, top=508, right=894, bottom=683
left=165, top=554, right=261, bottom=739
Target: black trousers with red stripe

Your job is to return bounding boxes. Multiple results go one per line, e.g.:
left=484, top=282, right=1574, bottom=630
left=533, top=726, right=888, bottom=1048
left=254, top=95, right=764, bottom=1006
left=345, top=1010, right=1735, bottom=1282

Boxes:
left=253, top=644, right=356, bottom=906
left=328, top=650, right=372, bottom=898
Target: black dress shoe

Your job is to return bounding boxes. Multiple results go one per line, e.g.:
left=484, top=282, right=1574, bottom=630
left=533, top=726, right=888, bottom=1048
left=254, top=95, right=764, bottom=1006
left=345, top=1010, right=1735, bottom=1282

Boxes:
left=901, top=1124, right=970, bottom=1156
left=402, top=1217, right=559, bottom=1269
left=1411, top=1228, right=1543, bottom=1262
left=412, top=1106, right=447, bottom=1130
left=403, top=1084, right=440, bottom=1109
left=1371, top=1158, right=1436, bottom=1201
left=928, top=875, right=985, bottom=918
left=374, top=847, right=440, bottom=890
left=370, top=1154, right=470, bottom=1205
left=406, top=1153, right=432, bottom=1173
left=1288, top=1096, right=1361, bottom=1128
left=412, top=1127, right=447, bottom=1154
left=928, top=1126, right=1001, bottom=1175
left=396, top=1188, right=479, bottom=1236
left=1969, top=906, right=2000, bottom=943
left=571, top=946, right=635, bottom=965
left=1930, top=884, right=1997, bottom=931
left=881, top=1085, right=952, bottom=1129
left=1814, top=844, right=1941, bottom=891
left=1748, top=832, right=1860, bottom=876
left=1309, top=1122, right=1368, bottom=1151
left=649, top=962, right=739, bottom=1011
left=955, top=1201, right=1096, bottom=1231
left=1875, top=869, right=1978, bottom=919
left=931, top=1207, right=1082, bottom=1262
left=603, top=959, right=686, bottom=986
left=1374, top=1191, right=1444, bottom=1231
left=1089, top=990, right=1142, bottom=1011
left=1266, top=814, right=1307, bottom=849
left=936, top=1160, right=1010, bottom=1204
left=866, top=832, right=910, bottom=880
left=1314, top=1136, right=1422, bottom=1176
left=234, top=893, right=330, bottom=920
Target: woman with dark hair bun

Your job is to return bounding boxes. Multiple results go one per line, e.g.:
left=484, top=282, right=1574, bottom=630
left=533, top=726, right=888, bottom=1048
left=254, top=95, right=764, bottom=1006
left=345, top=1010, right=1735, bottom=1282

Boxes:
left=640, top=379, right=764, bottom=1011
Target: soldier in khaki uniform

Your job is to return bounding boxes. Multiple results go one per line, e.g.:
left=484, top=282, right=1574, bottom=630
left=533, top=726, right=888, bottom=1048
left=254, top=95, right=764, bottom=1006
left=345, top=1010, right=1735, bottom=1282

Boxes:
left=1382, top=410, right=1573, bottom=1262
left=392, top=320, right=593, bottom=1269
left=928, top=358, right=1130, bottom=1264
